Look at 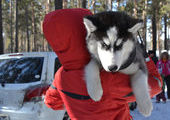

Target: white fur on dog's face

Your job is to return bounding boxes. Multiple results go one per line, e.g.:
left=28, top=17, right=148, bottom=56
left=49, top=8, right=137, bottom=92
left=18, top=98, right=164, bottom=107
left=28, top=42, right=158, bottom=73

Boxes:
left=97, top=27, right=134, bottom=72
left=83, top=18, right=142, bottom=72
left=97, top=27, right=116, bottom=71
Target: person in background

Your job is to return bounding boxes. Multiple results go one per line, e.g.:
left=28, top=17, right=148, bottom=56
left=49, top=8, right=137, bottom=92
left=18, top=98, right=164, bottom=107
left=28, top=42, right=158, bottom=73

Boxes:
left=148, top=50, right=158, bottom=65
left=147, top=50, right=166, bottom=103
left=155, top=78, right=166, bottom=103
left=157, top=52, right=170, bottom=99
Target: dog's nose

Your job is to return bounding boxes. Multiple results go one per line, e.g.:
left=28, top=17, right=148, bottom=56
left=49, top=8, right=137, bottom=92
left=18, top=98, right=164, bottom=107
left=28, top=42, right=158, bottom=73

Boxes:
left=108, top=65, right=118, bottom=72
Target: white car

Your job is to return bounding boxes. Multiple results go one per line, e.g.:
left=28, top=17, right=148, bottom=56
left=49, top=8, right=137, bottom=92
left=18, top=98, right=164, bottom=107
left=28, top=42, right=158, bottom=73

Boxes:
left=0, top=52, right=66, bottom=120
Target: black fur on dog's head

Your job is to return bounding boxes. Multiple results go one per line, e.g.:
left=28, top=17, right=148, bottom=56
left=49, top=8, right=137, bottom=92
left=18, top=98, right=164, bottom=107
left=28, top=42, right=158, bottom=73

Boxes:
left=84, top=11, right=143, bottom=40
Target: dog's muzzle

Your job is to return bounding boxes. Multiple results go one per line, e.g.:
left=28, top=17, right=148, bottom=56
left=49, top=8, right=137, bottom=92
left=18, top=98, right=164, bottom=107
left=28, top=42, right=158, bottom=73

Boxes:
left=108, top=65, right=118, bottom=72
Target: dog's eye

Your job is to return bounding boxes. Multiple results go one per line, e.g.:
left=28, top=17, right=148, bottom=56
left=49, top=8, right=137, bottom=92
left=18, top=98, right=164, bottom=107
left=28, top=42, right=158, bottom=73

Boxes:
left=114, top=42, right=123, bottom=51
left=114, top=38, right=123, bottom=51
left=101, top=42, right=110, bottom=50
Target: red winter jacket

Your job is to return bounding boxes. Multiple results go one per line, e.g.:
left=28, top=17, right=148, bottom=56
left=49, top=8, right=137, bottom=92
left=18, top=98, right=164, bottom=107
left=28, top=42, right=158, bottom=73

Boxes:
left=43, top=8, right=162, bottom=120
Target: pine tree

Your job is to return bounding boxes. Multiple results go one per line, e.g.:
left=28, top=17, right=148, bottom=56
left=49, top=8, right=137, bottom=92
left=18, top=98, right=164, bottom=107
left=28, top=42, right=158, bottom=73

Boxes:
left=15, top=0, right=19, bottom=52
left=55, top=0, right=63, bottom=10
left=0, top=0, right=3, bottom=54
left=82, top=0, right=87, bottom=8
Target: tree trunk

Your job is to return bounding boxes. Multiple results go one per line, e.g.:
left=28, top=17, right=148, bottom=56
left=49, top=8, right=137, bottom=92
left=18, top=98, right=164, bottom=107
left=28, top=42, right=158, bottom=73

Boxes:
left=82, top=0, right=86, bottom=8
left=55, top=0, right=63, bottom=10
left=45, top=0, right=50, bottom=13
left=63, top=0, right=68, bottom=8
left=33, top=14, right=37, bottom=51
left=0, top=0, right=3, bottom=54
left=164, top=15, right=168, bottom=50
left=117, top=0, right=120, bottom=10
left=31, top=2, right=35, bottom=51
left=15, top=0, right=19, bottom=52
left=104, top=0, right=108, bottom=11
left=31, top=1, right=38, bottom=51
left=77, top=0, right=81, bottom=8
left=92, top=0, right=96, bottom=14
left=48, top=0, right=52, bottom=12
left=108, top=0, right=112, bottom=10
left=157, top=19, right=162, bottom=56
left=20, top=32, right=24, bottom=51
left=152, top=10, right=157, bottom=52
left=25, top=5, right=30, bottom=52
left=142, top=0, right=147, bottom=47
left=71, top=0, right=75, bottom=8
left=133, top=0, right=137, bottom=18
left=10, top=0, right=14, bottom=53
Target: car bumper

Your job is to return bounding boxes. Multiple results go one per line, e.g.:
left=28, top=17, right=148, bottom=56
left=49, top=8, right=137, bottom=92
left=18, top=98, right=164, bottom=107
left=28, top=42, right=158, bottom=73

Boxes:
left=0, top=102, right=65, bottom=120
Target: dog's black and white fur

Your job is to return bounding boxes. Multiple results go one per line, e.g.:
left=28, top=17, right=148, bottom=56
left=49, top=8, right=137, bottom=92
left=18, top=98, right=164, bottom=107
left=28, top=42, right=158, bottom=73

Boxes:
left=83, top=11, right=152, bottom=117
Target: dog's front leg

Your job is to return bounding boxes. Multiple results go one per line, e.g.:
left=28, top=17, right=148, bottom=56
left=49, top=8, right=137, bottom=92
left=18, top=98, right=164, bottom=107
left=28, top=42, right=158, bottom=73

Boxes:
left=131, top=69, right=153, bottom=117
left=84, top=59, right=103, bottom=101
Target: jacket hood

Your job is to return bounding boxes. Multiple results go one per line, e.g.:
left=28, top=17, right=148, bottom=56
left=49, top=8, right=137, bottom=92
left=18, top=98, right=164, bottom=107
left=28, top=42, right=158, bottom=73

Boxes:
left=43, top=9, right=92, bottom=70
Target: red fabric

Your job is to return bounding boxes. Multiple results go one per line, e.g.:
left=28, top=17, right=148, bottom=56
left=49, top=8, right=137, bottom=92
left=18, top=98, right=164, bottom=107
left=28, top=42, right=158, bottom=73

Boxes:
left=44, top=87, right=64, bottom=110
left=43, top=8, right=162, bottom=120
left=43, top=8, right=92, bottom=70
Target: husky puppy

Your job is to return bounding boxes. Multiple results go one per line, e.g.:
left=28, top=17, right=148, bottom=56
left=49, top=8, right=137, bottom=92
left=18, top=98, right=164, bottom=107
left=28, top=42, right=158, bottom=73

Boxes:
left=83, top=11, right=152, bottom=117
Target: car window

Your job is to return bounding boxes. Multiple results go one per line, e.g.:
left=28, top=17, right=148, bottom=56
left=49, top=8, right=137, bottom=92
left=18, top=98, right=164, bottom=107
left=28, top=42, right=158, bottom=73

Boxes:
left=54, top=58, right=61, bottom=75
left=0, top=57, right=44, bottom=83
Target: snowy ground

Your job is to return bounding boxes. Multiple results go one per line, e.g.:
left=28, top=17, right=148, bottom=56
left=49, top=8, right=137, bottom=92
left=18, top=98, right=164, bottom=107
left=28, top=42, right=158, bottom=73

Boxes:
left=131, top=91, right=170, bottom=120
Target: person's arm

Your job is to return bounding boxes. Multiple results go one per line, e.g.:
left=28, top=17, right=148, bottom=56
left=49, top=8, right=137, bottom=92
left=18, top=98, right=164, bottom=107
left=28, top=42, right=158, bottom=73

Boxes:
left=44, top=68, right=64, bottom=110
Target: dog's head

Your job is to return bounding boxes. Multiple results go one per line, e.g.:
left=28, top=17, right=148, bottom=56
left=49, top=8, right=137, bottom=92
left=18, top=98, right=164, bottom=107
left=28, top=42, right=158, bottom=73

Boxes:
left=83, top=11, right=143, bottom=72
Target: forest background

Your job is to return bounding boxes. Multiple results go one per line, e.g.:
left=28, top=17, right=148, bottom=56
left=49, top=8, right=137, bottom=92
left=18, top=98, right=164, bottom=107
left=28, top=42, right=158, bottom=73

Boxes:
left=0, top=0, right=169, bottom=56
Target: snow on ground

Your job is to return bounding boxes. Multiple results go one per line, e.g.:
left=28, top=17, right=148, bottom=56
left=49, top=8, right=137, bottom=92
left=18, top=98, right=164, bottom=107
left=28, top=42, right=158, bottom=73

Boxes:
left=130, top=91, right=170, bottom=120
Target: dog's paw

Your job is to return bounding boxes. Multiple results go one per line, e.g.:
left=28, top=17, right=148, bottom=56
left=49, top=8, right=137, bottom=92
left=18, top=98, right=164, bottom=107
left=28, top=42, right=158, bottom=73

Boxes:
left=86, top=74, right=103, bottom=101
left=86, top=71, right=103, bottom=101
left=87, top=82, right=103, bottom=101
left=85, top=59, right=103, bottom=101
left=137, top=97, right=153, bottom=117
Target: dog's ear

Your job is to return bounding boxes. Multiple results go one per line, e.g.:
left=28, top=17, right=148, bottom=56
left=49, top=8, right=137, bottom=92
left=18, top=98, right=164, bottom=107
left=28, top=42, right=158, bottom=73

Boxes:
left=128, top=19, right=143, bottom=34
left=83, top=17, right=96, bottom=33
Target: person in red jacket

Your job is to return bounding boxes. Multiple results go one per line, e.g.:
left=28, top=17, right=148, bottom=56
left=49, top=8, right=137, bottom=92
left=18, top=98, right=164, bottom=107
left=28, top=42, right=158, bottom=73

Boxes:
left=43, top=8, right=162, bottom=120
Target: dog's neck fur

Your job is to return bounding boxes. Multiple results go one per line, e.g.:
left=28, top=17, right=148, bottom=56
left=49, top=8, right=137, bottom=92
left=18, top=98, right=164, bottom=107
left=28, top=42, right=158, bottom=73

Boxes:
left=119, top=47, right=136, bottom=70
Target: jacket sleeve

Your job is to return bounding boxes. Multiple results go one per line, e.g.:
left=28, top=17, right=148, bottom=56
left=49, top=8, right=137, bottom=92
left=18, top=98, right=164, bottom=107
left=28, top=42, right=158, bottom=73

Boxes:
left=44, top=70, right=64, bottom=110
left=125, top=57, right=162, bottom=102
